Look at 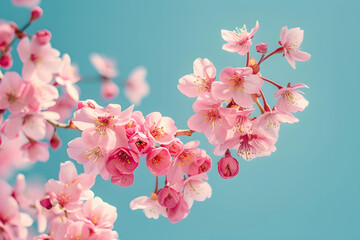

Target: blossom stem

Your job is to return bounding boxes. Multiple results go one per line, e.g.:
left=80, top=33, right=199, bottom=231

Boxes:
left=46, top=119, right=80, bottom=131
left=261, top=77, right=284, bottom=89
left=254, top=98, right=265, bottom=114
left=260, top=90, right=271, bottom=112
left=246, top=52, right=250, bottom=67
left=0, top=20, right=32, bottom=59
left=175, top=129, right=195, bottom=137
left=154, top=176, right=159, bottom=194
left=258, top=47, right=283, bottom=65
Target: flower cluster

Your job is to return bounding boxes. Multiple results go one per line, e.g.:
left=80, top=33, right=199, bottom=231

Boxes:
left=0, top=161, right=118, bottom=239
left=178, top=21, right=310, bottom=179
left=67, top=100, right=212, bottom=222
left=0, top=8, right=81, bottom=175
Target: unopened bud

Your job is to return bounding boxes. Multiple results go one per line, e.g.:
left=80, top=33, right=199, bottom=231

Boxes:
left=30, top=6, right=43, bottom=22
left=50, top=132, right=61, bottom=150
left=256, top=43, right=267, bottom=54
left=35, top=29, right=52, bottom=45
left=217, top=149, right=239, bottom=179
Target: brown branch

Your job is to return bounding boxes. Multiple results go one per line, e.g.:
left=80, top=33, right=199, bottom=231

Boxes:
left=46, top=120, right=80, bottom=131
left=175, top=129, right=195, bottom=137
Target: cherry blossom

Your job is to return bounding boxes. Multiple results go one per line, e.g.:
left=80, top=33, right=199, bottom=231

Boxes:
left=90, top=53, right=118, bottom=79
left=125, top=67, right=149, bottom=105
left=275, top=83, right=309, bottom=113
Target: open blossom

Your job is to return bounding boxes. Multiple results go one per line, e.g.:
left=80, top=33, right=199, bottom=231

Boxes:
left=17, top=37, right=61, bottom=83
left=182, top=174, right=212, bottom=208
left=101, top=79, right=119, bottom=101
left=146, top=147, right=171, bottom=176
left=21, top=141, right=49, bottom=163
left=90, top=53, right=118, bottom=79
left=187, top=99, right=234, bottom=144
left=167, top=196, right=190, bottom=223
left=130, top=193, right=167, bottom=219
left=279, top=26, right=311, bottom=69
left=275, top=83, right=309, bottom=113
left=48, top=93, right=77, bottom=122
left=0, top=72, right=35, bottom=113
left=178, top=58, right=216, bottom=98
left=145, top=112, right=177, bottom=144
left=35, top=29, right=52, bottom=45
left=212, top=67, right=263, bottom=108
left=253, top=109, right=299, bottom=138
left=55, top=54, right=80, bottom=102
left=128, top=132, right=153, bottom=155
left=67, top=137, right=110, bottom=180
left=72, top=104, right=133, bottom=150
left=221, top=21, right=259, bottom=55
left=125, top=67, right=149, bottom=105
left=106, top=147, right=139, bottom=174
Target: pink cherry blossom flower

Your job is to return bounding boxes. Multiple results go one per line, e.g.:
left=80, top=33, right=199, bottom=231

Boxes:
left=75, top=197, right=117, bottom=230
left=130, top=193, right=167, bottom=219
left=105, top=152, right=135, bottom=187
left=0, top=135, right=27, bottom=177
left=125, top=67, right=149, bottom=105
left=58, top=161, right=95, bottom=192
left=63, top=221, right=91, bottom=240
left=145, top=112, right=177, bottom=144
left=17, top=37, right=61, bottom=83
left=128, top=132, right=153, bottom=155
left=12, top=0, right=40, bottom=7
left=275, top=83, right=309, bottom=113
left=55, top=54, right=80, bottom=102
left=67, top=137, right=110, bottom=180
left=110, top=172, right=134, bottom=187
left=157, top=186, right=181, bottom=209
left=187, top=99, right=234, bottom=144
left=167, top=196, right=190, bottom=223
left=178, top=58, right=216, bottom=98
left=101, top=79, right=119, bottom=101
left=221, top=21, right=259, bottom=55
left=106, top=147, right=139, bottom=174
left=47, top=94, right=77, bottom=122
left=0, top=72, right=35, bottom=113
left=212, top=67, right=263, bottom=108
left=279, top=26, right=311, bottom=69
left=146, top=147, right=171, bottom=176
left=161, top=138, right=184, bottom=157
left=0, top=21, right=14, bottom=52
left=183, top=174, right=212, bottom=208
left=253, top=109, right=298, bottom=138
left=21, top=141, right=49, bottom=163
left=217, top=149, right=239, bottom=179
left=72, top=104, right=133, bottom=150
left=187, top=149, right=212, bottom=176
left=90, top=53, right=118, bottom=79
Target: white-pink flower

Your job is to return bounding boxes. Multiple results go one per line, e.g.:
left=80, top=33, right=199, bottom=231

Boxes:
left=130, top=193, right=167, bottom=219
left=275, top=83, right=309, bottom=113
left=212, top=67, right=263, bottom=108
left=221, top=21, right=259, bottom=55
left=125, top=67, right=149, bottom=105
left=144, top=112, right=177, bottom=144
left=90, top=53, right=118, bottom=79
left=178, top=58, right=216, bottom=98
left=279, top=26, right=311, bottom=69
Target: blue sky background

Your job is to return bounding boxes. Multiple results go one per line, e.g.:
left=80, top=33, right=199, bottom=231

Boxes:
left=1, top=0, right=360, bottom=239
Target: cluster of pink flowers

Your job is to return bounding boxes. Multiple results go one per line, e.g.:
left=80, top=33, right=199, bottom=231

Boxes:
left=178, top=21, right=310, bottom=179
left=68, top=99, right=212, bottom=222
left=90, top=54, right=150, bottom=104
left=0, top=7, right=81, bottom=175
left=0, top=162, right=118, bottom=239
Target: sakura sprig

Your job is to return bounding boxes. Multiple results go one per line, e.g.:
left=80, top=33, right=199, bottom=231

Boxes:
left=67, top=100, right=213, bottom=223
left=178, top=21, right=310, bottom=179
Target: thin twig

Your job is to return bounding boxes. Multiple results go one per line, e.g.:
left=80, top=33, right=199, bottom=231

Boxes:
left=175, top=129, right=195, bottom=137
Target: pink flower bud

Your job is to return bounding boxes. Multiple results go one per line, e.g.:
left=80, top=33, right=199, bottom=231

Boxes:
left=101, top=80, right=119, bottom=101
left=0, top=53, right=13, bottom=69
left=217, top=149, right=239, bottom=179
left=40, top=197, right=52, bottom=210
left=50, top=133, right=61, bottom=150
left=128, top=132, right=153, bottom=155
left=124, top=119, right=138, bottom=138
left=30, top=6, right=43, bottom=22
left=157, top=186, right=180, bottom=208
left=35, top=29, right=52, bottom=45
left=256, top=43, right=267, bottom=54
left=146, top=147, right=171, bottom=176
left=110, top=172, right=134, bottom=187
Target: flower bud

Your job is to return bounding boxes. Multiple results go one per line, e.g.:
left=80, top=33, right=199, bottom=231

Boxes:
left=101, top=80, right=119, bottom=100
left=248, top=58, right=260, bottom=74
left=40, top=197, right=53, bottom=210
left=217, top=149, right=239, bottom=179
left=157, top=186, right=180, bottom=208
left=35, top=29, right=52, bottom=45
left=256, top=43, right=267, bottom=54
left=30, top=6, right=43, bottom=22
left=50, top=132, right=61, bottom=150
left=0, top=53, right=13, bottom=69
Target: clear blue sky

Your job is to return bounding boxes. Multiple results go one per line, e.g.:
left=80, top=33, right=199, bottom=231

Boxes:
left=1, top=0, right=359, bottom=239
